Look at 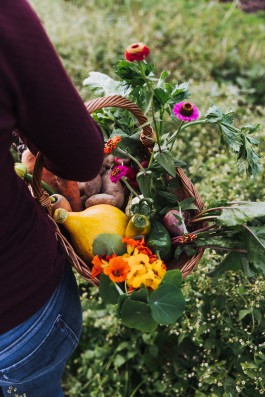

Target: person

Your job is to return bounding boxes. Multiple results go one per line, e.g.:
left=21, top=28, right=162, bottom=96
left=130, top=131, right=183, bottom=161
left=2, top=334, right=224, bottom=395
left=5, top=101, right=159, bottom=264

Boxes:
left=0, top=1, right=104, bottom=396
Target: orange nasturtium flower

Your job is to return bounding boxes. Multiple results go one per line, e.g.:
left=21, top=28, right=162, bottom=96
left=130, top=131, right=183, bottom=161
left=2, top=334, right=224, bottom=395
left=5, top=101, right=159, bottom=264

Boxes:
left=103, top=256, right=131, bottom=283
left=91, top=255, right=104, bottom=278
left=104, top=136, right=121, bottom=154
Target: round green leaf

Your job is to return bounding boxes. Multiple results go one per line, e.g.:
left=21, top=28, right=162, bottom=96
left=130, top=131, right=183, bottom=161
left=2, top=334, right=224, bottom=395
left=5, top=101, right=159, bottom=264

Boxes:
left=99, top=274, right=120, bottom=305
left=120, top=299, right=158, bottom=332
left=93, top=233, right=126, bottom=256
left=161, top=269, right=183, bottom=288
left=148, top=284, right=185, bottom=324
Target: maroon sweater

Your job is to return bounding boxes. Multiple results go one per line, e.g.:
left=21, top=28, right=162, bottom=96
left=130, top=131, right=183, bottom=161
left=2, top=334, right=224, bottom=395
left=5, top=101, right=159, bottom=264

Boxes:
left=0, top=0, right=104, bottom=334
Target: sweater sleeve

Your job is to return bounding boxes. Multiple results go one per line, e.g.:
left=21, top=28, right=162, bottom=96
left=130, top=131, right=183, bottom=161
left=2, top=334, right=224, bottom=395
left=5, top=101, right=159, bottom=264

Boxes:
left=0, top=0, right=104, bottom=181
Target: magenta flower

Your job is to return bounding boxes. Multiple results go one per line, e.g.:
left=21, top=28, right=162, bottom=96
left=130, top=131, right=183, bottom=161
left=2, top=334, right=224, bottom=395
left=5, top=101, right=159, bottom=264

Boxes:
left=173, top=101, right=199, bottom=122
left=110, top=165, right=128, bottom=183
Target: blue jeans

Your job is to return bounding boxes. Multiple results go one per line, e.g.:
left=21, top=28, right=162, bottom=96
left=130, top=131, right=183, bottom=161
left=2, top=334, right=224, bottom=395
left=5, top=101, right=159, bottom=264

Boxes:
left=0, top=264, right=82, bottom=397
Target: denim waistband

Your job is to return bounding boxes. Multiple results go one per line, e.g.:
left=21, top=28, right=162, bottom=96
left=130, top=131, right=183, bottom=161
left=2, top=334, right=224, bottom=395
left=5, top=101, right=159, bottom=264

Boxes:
left=0, top=264, right=69, bottom=357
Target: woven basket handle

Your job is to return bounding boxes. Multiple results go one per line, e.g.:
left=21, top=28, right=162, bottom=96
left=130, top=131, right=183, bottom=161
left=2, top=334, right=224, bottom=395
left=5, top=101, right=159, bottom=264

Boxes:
left=85, top=94, right=155, bottom=147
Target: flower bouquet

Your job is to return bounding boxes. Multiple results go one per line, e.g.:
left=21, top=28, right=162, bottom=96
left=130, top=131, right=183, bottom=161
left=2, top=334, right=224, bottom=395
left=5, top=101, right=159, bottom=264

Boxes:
left=45, top=42, right=263, bottom=333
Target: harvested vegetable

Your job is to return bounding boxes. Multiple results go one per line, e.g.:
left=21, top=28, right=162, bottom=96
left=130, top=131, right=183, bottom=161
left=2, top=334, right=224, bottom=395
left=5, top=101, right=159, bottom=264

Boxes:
left=125, top=214, right=151, bottom=237
left=53, top=204, right=128, bottom=262
left=56, top=178, right=82, bottom=212
left=21, top=148, right=59, bottom=191
left=162, top=209, right=190, bottom=236
left=101, top=170, right=124, bottom=208
left=50, top=194, right=72, bottom=213
left=83, top=174, right=102, bottom=197
left=85, top=193, right=117, bottom=208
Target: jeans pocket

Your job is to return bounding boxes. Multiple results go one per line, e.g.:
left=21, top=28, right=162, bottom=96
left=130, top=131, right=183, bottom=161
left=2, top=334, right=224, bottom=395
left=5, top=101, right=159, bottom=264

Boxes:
left=0, top=314, right=79, bottom=384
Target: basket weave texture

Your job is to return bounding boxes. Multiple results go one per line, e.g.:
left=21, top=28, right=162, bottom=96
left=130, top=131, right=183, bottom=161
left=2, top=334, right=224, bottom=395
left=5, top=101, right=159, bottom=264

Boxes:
left=32, top=95, right=205, bottom=283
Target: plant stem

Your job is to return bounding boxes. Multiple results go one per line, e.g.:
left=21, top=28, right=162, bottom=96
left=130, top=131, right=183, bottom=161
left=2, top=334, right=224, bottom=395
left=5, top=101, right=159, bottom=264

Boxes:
left=121, top=177, right=140, bottom=198
left=193, top=224, right=217, bottom=234
left=148, top=150, right=154, bottom=167
left=169, top=120, right=184, bottom=150
left=24, top=173, right=56, bottom=195
left=190, top=244, right=248, bottom=254
left=168, top=119, right=207, bottom=144
left=138, top=61, right=162, bottom=152
left=190, top=215, right=218, bottom=223
left=116, top=147, right=146, bottom=172
left=192, top=206, right=235, bottom=219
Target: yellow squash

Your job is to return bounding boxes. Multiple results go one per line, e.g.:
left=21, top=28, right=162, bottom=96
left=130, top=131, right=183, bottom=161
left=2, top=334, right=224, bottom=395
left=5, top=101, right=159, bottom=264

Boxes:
left=53, top=204, right=128, bottom=262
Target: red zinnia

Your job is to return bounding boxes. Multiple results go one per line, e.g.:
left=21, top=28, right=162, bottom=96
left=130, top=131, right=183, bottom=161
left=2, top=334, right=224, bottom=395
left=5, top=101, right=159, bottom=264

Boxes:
left=104, top=136, right=121, bottom=155
left=125, top=42, right=150, bottom=62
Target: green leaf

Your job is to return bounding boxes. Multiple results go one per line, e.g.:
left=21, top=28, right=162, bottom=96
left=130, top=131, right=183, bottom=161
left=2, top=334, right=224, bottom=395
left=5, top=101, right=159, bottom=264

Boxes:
left=179, top=197, right=198, bottom=210
left=238, top=309, right=252, bottom=321
left=99, top=274, right=120, bottom=305
left=241, top=227, right=265, bottom=275
left=93, top=233, right=126, bottom=256
left=244, top=225, right=265, bottom=249
left=120, top=299, right=158, bottom=332
left=148, top=284, right=185, bottom=325
left=156, top=190, right=178, bottom=204
left=219, top=122, right=242, bottom=153
left=237, top=133, right=261, bottom=176
left=130, top=287, right=149, bottom=303
left=117, top=294, right=128, bottom=318
left=161, top=269, right=183, bottom=288
left=208, top=251, right=243, bottom=277
left=154, top=151, right=176, bottom=177
left=253, top=309, right=262, bottom=325
left=136, top=171, right=152, bottom=197
left=217, top=202, right=265, bottom=226
left=83, top=71, right=130, bottom=96
left=153, top=88, right=170, bottom=109
left=205, top=105, right=224, bottom=123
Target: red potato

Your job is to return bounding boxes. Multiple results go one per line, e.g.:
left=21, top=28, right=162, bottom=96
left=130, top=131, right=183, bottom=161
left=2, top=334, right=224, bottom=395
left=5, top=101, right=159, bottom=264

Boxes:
left=83, top=175, right=102, bottom=197
left=80, top=194, right=88, bottom=209
left=101, top=170, right=124, bottom=209
left=103, top=154, right=115, bottom=169
left=85, top=193, right=117, bottom=208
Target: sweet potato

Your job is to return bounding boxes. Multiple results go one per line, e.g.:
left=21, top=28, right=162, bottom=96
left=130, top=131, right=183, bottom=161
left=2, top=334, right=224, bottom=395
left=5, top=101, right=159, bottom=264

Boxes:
left=101, top=170, right=124, bottom=209
left=21, top=149, right=82, bottom=211
left=56, top=178, right=82, bottom=211
left=85, top=193, right=117, bottom=208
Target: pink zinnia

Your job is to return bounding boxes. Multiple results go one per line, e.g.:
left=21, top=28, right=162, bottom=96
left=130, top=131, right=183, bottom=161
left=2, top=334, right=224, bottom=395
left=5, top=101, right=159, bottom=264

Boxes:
left=173, top=102, right=199, bottom=122
left=110, top=166, right=128, bottom=183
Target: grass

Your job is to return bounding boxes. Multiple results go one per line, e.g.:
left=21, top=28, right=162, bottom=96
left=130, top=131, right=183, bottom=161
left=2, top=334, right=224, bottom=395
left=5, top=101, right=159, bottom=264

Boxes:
left=30, top=0, right=265, bottom=97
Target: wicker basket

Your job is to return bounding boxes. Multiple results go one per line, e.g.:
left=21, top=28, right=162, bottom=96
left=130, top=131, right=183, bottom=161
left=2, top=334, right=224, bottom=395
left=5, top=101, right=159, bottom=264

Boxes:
left=31, top=95, right=206, bottom=284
